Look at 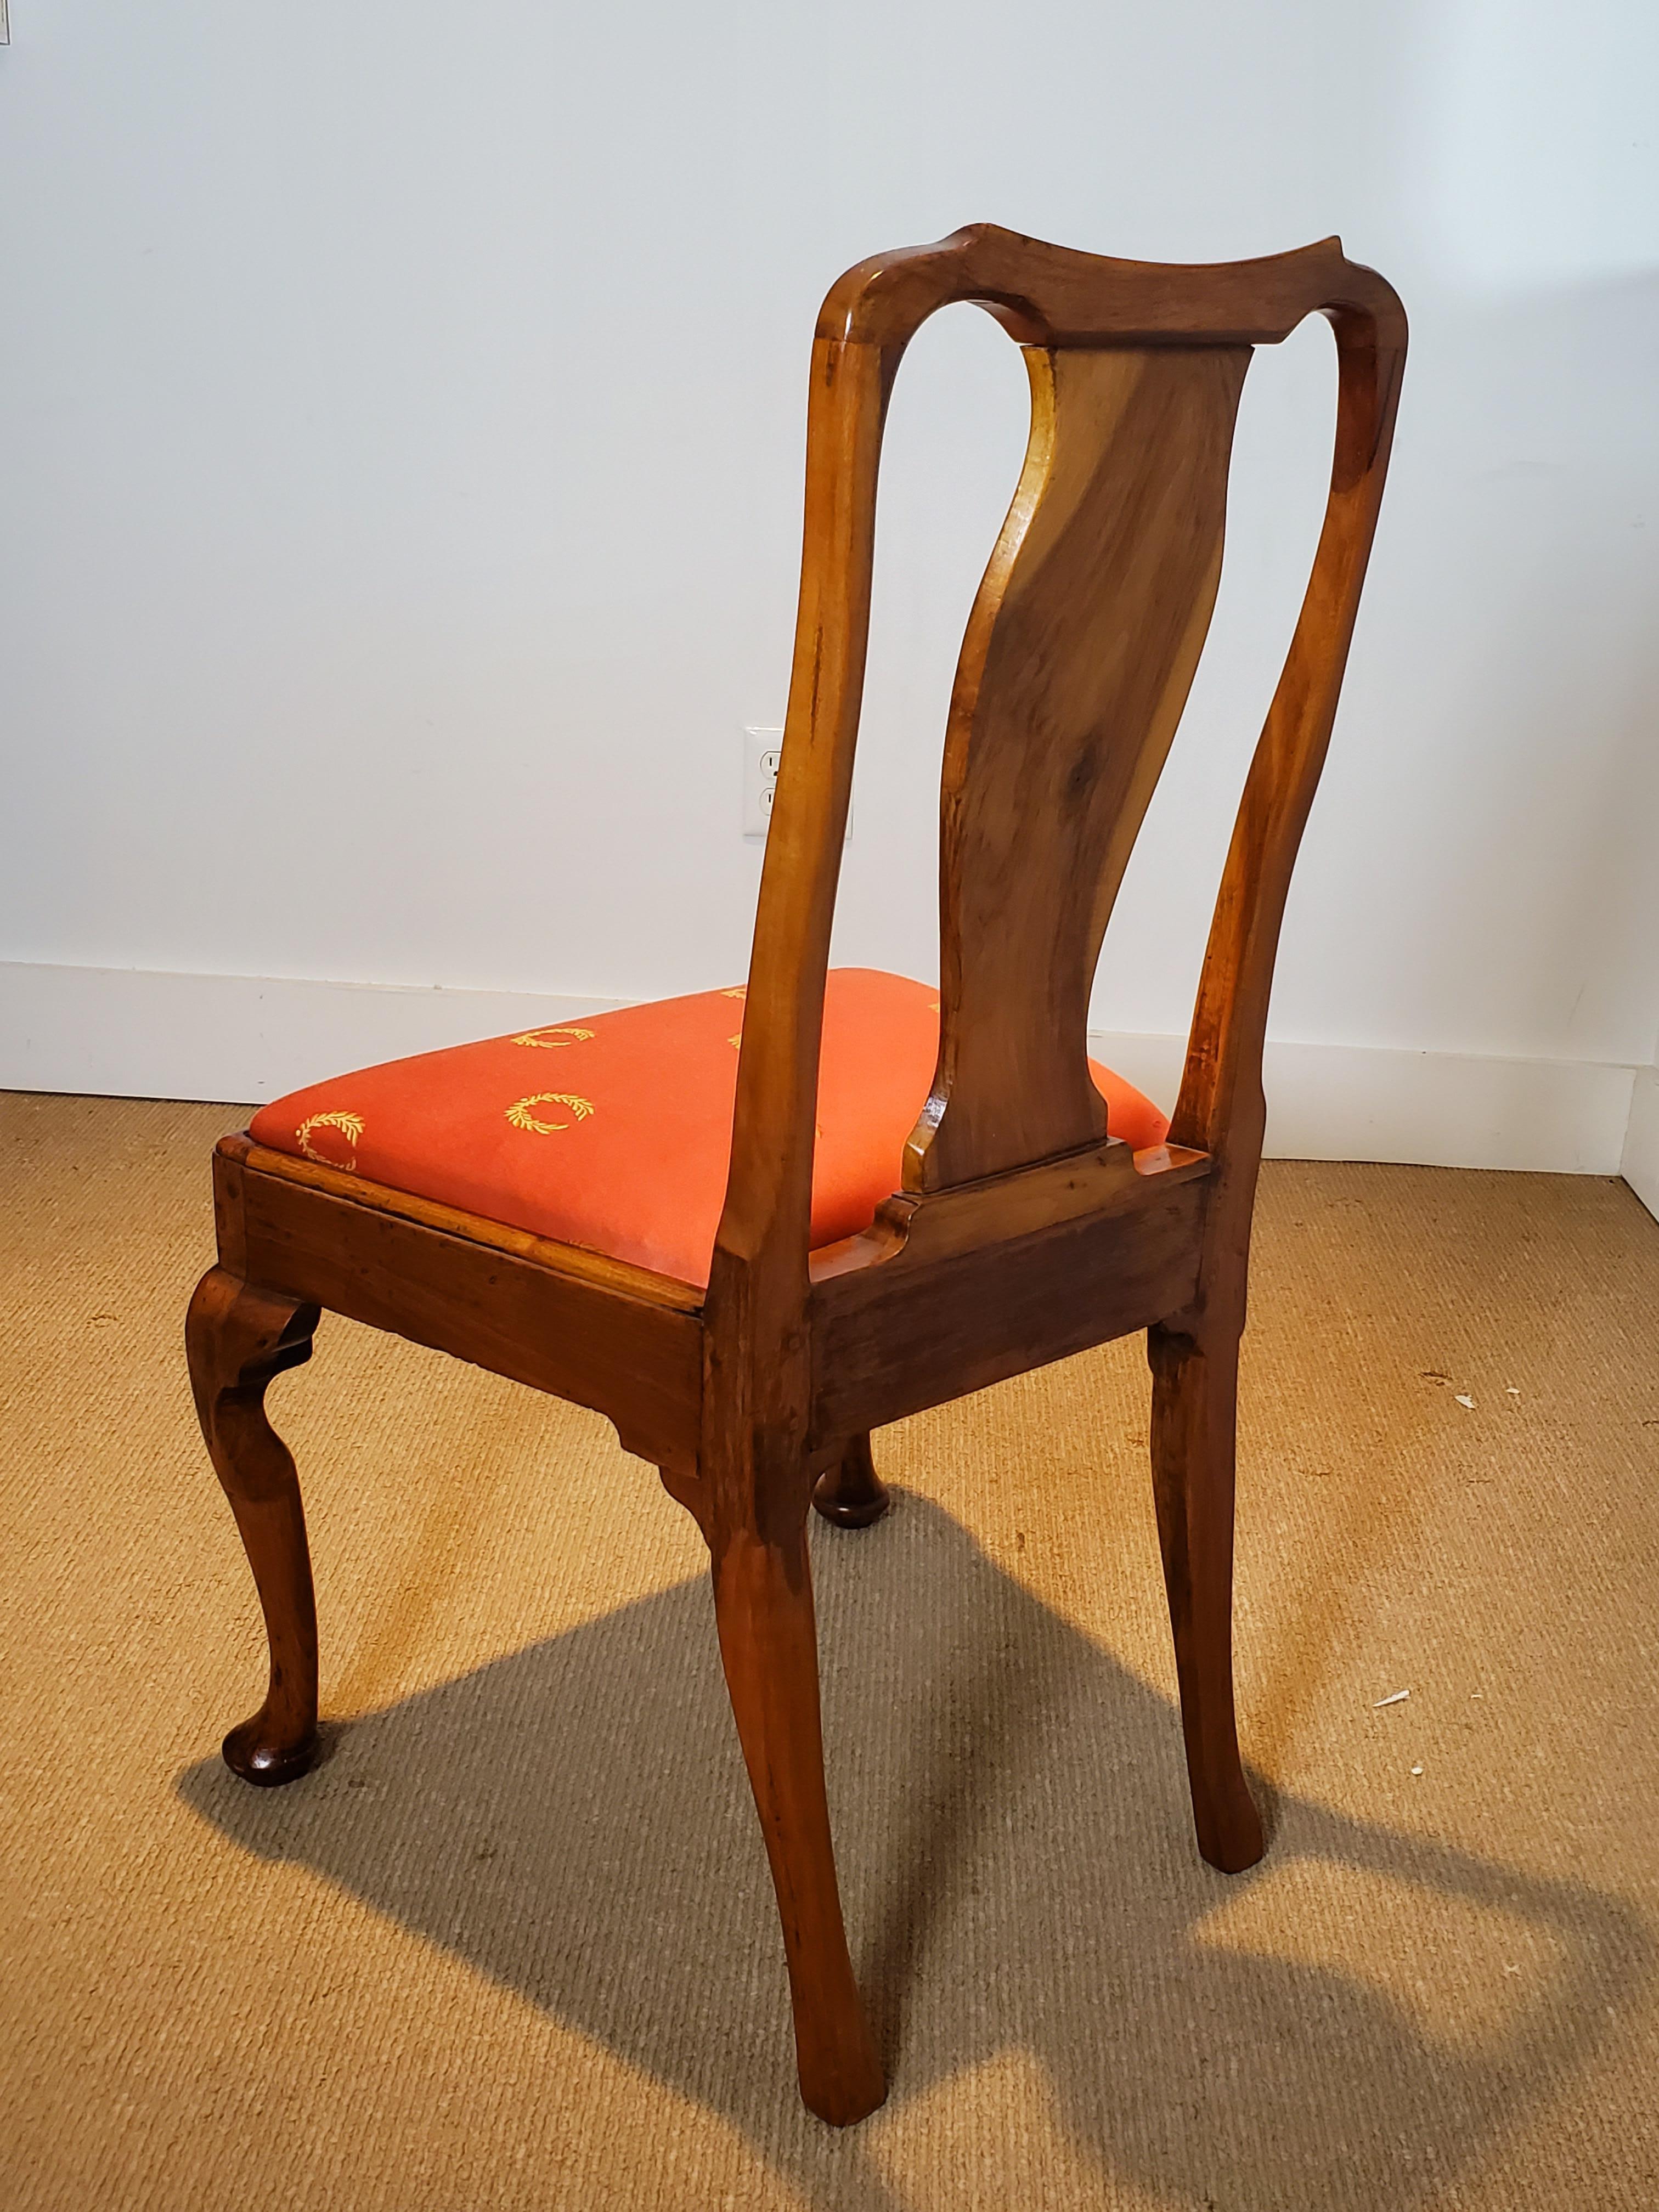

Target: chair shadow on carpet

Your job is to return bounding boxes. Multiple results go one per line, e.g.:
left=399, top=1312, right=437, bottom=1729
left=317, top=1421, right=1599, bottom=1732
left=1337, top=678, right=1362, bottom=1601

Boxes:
left=179, top=1489, right=1647, bottom=2211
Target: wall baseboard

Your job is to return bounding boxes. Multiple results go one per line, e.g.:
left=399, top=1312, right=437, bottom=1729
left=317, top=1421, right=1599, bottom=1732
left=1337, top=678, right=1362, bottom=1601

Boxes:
left=1622, top=1065, right=1659, bottom=1222
left=0, top=959, right=1643, bottom=1180
left=1090, top=1031, right=1638, bottom=1178
left=0, top=961, right=624, bottom=1108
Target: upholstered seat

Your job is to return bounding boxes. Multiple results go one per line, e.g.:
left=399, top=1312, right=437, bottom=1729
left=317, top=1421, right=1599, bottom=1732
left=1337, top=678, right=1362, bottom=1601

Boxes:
left=250, top=967, right=1167, bottom=1288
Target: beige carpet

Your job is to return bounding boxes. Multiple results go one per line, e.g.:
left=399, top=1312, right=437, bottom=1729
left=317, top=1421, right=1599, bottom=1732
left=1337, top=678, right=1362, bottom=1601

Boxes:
left=3, top=1090, right=1657, bottom=2211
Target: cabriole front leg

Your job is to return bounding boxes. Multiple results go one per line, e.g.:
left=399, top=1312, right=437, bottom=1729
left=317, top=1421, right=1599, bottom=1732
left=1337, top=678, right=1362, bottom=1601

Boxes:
left=186, top=1267, right=322, bottom=1786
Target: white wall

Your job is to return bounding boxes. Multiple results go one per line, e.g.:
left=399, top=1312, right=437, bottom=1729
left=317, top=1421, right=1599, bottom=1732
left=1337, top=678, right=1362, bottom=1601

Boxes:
left=2, top=2, right=1657, bottom=1176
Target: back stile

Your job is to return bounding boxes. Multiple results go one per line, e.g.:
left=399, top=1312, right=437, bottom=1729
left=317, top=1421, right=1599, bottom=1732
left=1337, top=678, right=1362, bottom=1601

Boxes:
left=1169, top=290, right=1407, bottom=1322
left=701, top=335, right=896, bottom=1496
left=711, top=338, right=890, bottom=1292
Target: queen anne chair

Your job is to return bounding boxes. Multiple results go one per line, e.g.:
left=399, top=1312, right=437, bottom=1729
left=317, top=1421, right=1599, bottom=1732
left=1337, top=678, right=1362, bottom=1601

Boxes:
left=187, top=224, right=1404, bottom=2127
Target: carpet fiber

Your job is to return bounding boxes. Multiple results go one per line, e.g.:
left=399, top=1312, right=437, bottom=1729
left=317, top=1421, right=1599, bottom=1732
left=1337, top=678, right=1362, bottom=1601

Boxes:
left=3, top=1090, right=1657, bottom=2210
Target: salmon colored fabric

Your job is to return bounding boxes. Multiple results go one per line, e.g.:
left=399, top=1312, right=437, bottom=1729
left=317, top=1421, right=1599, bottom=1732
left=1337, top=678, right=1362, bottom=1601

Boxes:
left=249, top=968, right=1169, bottom=1289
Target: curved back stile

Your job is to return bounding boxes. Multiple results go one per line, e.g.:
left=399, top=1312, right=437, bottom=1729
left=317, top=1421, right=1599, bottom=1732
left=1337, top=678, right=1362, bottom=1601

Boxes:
left=708, top=224, right=1405, bottom=1458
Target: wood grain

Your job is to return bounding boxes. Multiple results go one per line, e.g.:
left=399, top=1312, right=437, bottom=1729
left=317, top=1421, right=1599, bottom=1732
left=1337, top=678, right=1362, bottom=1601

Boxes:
left=1168, top=295, right=1407, bottom=1337
left=816, top=222, right=1405, bottom=352
left=811, top=1136, right=1207, bottom=1278
left=227, top=1143, right=704, bottom=1479
left=1148, top=1314, right=1263, bottom=1871
left=808, top=1171, right=1209, bottom=1448
left=710, top=1494, right=887, bottom=2123
left=913, top=345, right=1247, bottom=1188
left=185, top=1267, right=321, bottom=1785
left=228, top=1135, right=703, bottom=1312
left=810, top=1434, right=891, bottom=1528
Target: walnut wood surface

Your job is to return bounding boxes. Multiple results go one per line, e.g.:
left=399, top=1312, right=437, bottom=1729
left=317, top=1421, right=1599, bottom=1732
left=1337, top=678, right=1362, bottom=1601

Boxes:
left=816, top=223, right=1406, bottom=352
left=811, top=1434, right=891, bottom=1528
left=710, top=1496, right=886, bottom=2121
left=1169, top=284, right=1406, bottom=1339
left=187, top=224, right=1404, bottom=2129
left=230, top=1135, right=702, bottom=1309
left=1147, top=1314, right=1263, bottom=1871
left=915, top=345, right=1247, bottom=1188
left=224, top=1137, right=703, bottom=1479
left=810, top=1136, right=1206, bottom=1279
left=185, top=1267, right=321, bottom=1785
left=809, top=1171, right=1209, bottom=1449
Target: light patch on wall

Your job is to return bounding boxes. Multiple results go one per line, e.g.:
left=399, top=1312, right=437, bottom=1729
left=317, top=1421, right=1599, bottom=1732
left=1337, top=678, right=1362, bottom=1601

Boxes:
left=1419, top=0, right=1659, bottom=289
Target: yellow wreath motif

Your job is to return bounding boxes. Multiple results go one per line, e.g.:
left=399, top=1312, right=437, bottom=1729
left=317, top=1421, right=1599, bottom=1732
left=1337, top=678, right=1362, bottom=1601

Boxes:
left=505, top=1093, right=596, bottom=1135
left=511, top=1026, right=595, bottom=1050
left=295, top=1109, right=365, bottom=1171
left=720, top=987, right=746, bottom=1001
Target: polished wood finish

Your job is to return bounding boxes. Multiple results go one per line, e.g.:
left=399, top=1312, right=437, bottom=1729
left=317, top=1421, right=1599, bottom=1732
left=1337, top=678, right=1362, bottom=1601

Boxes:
left=807, top=1155, right=1210, bottom=1448
left=225, top=1135, right=703, bottom=1478
left=815, top=225, right=1401, bottom=351
left=918, top=344, right=1248, bottom=1188
left=710, top=1485, right=885, bottom=2121
left=811, top=1434, right=890, bottom=1528
left=188, top=223, right=1404, bottom=2127
left=1147, top=1314, right=1262, bottom=1871
left=186, top=1267, right=320, bottom=1785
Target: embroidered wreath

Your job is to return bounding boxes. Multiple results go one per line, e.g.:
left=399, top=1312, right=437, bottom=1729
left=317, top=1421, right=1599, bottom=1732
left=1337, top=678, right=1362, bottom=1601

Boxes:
left=295, top=1110, right=365, bottom=1170
left=511, top=1026, right=595, bottom=1050
left=505, top=1093, right=596, bottom=1135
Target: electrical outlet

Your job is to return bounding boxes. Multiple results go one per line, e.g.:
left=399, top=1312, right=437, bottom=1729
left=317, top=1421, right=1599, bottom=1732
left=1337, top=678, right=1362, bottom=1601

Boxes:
left=741, top=725, right=853, bottom=843
left=742, top=726, right=782, bottom=840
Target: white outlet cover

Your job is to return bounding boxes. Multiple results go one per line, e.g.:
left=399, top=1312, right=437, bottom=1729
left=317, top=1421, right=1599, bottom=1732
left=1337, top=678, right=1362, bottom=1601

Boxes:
left=742, top=725, right=782, bottom=840
left=742, top=725, right=852, bottom=844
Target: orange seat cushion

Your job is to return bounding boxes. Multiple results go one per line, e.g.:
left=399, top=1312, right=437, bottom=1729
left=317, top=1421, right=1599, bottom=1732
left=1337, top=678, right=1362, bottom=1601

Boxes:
left=249, top=968, right=1169, bottom=1289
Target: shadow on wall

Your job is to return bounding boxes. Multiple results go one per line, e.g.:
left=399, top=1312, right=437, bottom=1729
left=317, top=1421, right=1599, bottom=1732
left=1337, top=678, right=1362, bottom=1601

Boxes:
left=180, top=1492, right=1645, bottom=2211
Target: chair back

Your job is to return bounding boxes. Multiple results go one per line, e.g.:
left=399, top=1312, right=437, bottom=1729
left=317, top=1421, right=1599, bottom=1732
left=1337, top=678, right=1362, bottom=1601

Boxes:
left=720, top=227, right=1404, bottom=1283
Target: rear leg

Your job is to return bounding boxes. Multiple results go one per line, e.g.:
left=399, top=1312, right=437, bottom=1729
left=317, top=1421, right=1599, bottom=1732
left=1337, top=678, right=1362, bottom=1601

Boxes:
left=710, top=1483, right=885, bottom=2124
left=811, top=1434, right=890, bottom=1529
left=1147, top=1316, right=1265, bottom=1873
left=186, top=1267, right=321, bottom=1785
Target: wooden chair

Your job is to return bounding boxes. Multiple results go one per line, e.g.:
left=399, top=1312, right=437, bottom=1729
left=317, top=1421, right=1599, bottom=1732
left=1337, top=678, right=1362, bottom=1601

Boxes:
left=187, top=224, right=1404, bottom=2128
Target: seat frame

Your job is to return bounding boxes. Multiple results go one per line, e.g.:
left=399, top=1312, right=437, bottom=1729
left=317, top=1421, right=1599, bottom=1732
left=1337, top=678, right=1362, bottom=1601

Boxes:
left=187, top=224, right=1404, bottom=2128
